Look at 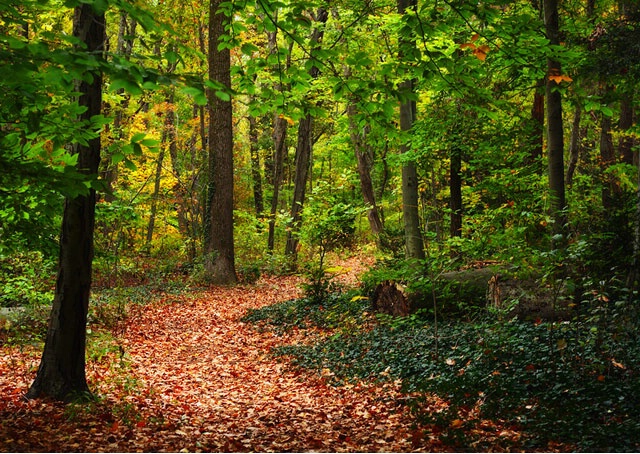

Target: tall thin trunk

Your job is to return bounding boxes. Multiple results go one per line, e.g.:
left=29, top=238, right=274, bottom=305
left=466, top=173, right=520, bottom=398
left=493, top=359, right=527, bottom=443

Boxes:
left=529, top=80, right=545, bottom=168
left=266, top=26, right=290, bottom=252
left=248, top=111, right=264, bottom=217
left=205, top=0, right=236, bottom=284
left=268, top=114, right=287, bottom=251
left=284, top=7, right=329, bottom=265
left=450, top=142, right=462, bottom=238
left=146, top=150, right=165, bottom=248
left=347, top=102, right=384, bottom=236
left=285, top=113, right=314, bottom=261
left=619, top=95, right=635, bottom=165
left=27, top=4, right=105, bottom=401
left=399, top=0, right=425, bottom=260
left=600, top=112, right=616, bottom=209
left=544, top=0, right=567, bottom=234
left=566, top=105, right=582, bottom=187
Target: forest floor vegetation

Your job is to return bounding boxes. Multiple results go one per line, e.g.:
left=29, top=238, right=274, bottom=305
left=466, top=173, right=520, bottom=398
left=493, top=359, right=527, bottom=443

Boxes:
left=0, top=255, right=638, bottom=452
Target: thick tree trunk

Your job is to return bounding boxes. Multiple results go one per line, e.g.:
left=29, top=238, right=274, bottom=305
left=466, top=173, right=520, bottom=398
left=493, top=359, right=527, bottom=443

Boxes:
left=544, top=0, right=567, bottom=234
left=398, top=0, right=425, bottom=260
left=205, top=0, right=236, bottom=284
left=27, top=4, right=105, bottom=401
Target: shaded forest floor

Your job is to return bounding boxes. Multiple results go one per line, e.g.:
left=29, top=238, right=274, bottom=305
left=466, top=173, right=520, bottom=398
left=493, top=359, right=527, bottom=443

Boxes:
left=1, top=256, right=551, bottom=452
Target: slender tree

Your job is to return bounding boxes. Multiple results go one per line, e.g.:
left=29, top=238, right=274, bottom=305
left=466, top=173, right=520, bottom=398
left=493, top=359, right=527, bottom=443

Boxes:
left=398, top=0, right=425, bottom=260
left=27, top=3, right=105, bottom=401
left=284, top=7, right=329, bottom=265
left=544, top=0, right=567, bottom=234
left=204, top=0, right=237, bottom=284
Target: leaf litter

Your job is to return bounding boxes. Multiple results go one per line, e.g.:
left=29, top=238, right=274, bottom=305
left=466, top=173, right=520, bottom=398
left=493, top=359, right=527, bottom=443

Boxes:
left=0, top=259, right=519, bottom=452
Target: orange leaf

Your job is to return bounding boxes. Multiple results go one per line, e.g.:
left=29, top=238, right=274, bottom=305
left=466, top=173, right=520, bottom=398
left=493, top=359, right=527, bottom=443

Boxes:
left=450, top=419, right=464, bottom=429
left=548, top=74, right=573, bottom=84
left=597, top=374, right=606, bottom=382
left=473, top=45, right=490, bottom=61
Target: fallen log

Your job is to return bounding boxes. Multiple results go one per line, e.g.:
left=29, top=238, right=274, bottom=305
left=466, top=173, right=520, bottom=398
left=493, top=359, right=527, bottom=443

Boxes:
left=371, top=267, right=572, bottom=320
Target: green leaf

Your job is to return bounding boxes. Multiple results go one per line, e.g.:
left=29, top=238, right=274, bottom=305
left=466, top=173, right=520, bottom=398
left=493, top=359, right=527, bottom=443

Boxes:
left=215, top=90, right=231, bottom=102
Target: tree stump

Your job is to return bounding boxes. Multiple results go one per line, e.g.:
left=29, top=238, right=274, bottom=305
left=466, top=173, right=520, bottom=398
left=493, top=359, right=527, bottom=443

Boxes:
left=372, top=281, right=411, bottom=317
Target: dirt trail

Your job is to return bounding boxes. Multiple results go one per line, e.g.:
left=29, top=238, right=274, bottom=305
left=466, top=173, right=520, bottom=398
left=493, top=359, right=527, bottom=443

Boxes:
left=0, top=257, right=445, bottom=452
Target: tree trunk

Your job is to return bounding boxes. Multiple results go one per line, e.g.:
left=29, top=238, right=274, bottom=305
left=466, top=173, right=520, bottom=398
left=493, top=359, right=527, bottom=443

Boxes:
left=347, top=102, right=384, bottom=236
left=566, top=105, right=581, bottom=187
left=544, top=0, right=567, bottom=234
left=528, top=80, right=545, bottom=169
left=600, top=111, right=616, bottom=209
left=266, top=27, right=290, bottom=252
left=248, top=110, right=264, bottom=218
left=204, top=0, right=236, bottom=284
left=27, top=4, right=105, bottom=401
left=619, top=95, right=635, bottom=165
left=102, top=11, right=136, bottom=201
left=268, top=113, right=287, bottom=251
left=146, top=150, right=165, bottom=248
left=285, top=113, right=313, bottom=262
left=450, top=143, right=462, bottom=238
left=284, top=7, right=329, bottom=266
left=398, top=0, right=425, bottom=260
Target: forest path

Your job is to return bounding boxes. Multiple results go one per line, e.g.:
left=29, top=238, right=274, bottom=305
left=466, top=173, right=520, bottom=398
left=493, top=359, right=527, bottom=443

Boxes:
left=0, top=256, right=448, bottom=452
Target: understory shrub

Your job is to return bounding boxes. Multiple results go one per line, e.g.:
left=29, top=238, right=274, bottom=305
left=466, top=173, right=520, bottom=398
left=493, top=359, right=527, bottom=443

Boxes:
left=247, top=286, right=640, bottom=451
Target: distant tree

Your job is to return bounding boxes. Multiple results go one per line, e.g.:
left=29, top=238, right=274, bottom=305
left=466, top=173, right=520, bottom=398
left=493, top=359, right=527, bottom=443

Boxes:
left=544, top=0, right=567, bottom=235
left=398, top=0, right=425, bottom=260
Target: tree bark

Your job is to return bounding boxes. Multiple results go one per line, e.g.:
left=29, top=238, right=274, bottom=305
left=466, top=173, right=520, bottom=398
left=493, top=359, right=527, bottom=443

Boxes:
left=204, top=0, right=236, bottom=284
left=544, top=0, right=567, bottom=235
left=146, top=150, right=165, bottom=248
left=600, top=111, right=616, bottom=209
left=528, top=80, right=545, bottom=169
left=450, top=142, right=462, bottom=239
left=284, top=7, right=329, bottom=265
left=566, top=105, right=581, bottom=187
left=285, top=113, right=314, bottom=262
left=347, top=102, right=384, bottom=236
left=619, top=95, right=635, bottom=165
left=399, top=0, right=425, bottom=260
left=266, top=26, right=290, bottom=252
left=27, top=4, right=105, bottom=401
left=248, top=110, right=264, bottom=218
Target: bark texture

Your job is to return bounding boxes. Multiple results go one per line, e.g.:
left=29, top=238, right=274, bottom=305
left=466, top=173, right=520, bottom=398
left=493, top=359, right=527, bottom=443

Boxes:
left=398, top=0, right=425, bottom=260
left=27, top=4, right=105, bottom=401
left=205, top=0, right=236, bottom=284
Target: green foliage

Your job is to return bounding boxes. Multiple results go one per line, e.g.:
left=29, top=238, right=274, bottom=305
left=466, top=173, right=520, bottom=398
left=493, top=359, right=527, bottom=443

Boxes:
left=0, top=252, right=55, bottom=308
left=241, top=289, right=370, bottom=333
left=265, top=305, right=640, bottom=451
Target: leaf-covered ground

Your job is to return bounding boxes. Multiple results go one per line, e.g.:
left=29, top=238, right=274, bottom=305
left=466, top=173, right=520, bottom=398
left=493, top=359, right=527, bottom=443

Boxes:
left=0, top=258, right=517, bottom=452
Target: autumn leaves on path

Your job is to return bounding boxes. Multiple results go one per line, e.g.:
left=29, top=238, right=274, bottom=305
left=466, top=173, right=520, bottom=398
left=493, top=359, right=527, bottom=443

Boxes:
left=0, top=267, right=442, bottom=452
